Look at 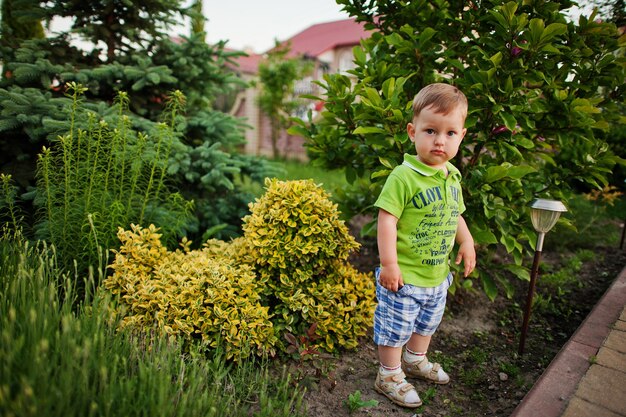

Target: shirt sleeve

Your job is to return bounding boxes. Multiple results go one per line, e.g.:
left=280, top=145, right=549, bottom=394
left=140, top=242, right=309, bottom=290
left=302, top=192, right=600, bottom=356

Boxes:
left=374, top=169, right=410, bottom=220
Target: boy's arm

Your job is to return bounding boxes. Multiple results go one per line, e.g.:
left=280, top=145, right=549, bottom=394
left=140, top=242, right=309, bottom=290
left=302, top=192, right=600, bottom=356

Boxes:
left=455, top=215, right=476, bottom=277
left=377, top=209, right=403, bottom=292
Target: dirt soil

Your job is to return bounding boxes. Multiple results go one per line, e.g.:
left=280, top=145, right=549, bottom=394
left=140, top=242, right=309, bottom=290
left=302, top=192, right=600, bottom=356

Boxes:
left=296, top=230, right=626, bottom=417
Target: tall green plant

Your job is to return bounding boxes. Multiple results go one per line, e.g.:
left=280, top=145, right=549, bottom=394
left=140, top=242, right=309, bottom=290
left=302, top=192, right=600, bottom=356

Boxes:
left=33, top=82, right=193, bottom=282
left=258, top=43, right=313, bottom=158
left=0, top=174, right=21, bottom=230
left=0, top=1, right=273, bottom=241
left=0, top=231, right=306, bottom=417
left=291, top=0, right=625, bottom=300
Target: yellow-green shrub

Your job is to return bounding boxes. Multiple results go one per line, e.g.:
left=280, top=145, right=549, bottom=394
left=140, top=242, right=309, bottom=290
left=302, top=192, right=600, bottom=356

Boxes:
left=307, top=261, right=375, bottom=352
left=243, top=178, right=358, bottom=273
left=105, top=224, right=277, bottom=361
left=235, top=178, right=376, bottom=352
left=107, top=179, right=377, bottom=358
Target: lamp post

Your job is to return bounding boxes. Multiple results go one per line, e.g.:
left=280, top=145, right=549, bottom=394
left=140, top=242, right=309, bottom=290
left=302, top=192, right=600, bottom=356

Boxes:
left=619, top=179, right=626, bottom=249
left=519, top=198, right=568, bottom=355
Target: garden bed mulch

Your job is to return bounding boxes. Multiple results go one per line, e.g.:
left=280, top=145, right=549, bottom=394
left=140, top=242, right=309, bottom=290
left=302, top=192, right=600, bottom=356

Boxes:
left=294, top=237, right=626, bottom=417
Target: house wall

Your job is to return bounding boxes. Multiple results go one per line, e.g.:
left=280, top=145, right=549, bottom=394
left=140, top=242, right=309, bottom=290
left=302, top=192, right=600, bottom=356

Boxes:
left=234, top=45, right=361, bottom=161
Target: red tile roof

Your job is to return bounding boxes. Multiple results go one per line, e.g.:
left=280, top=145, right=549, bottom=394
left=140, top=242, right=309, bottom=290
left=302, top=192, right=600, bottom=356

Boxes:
left=275, top=18, right=370, bottom=58
left=228, top=50, right=263, bottom=75
left=227, top=18, right=371, bottom=75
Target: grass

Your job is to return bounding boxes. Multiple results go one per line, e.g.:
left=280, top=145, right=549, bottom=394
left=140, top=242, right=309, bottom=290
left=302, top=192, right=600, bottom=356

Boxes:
left=274, top=159, right=348, bottom=193
left=551, top=191, right=625, bottom=250
left=237, top=158, right=349, bottom=199
left=0, top=230, right=305, bottom=417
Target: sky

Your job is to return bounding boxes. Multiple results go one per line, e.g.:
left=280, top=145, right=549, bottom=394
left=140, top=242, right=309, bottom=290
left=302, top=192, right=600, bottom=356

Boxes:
left=188, top=0, right=352, bottom=53
left=48, top=0, right=352, bottom=55
left=49, top=1, right=593, bottom=54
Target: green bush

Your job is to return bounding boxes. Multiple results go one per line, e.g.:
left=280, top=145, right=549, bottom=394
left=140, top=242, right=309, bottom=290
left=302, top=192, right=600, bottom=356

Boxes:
left=0, top=2, right=276, bottom=244
left=30, top=83, right=193, bottom=283
left=242, top=178, right=359, bottom=275
left=236, top=178, right=376, bottom=352
left=291, top=0, right=625, bottom=300
left=107, top=179, right=377, bottom=357
left=105, top=224, right=277, bottom=362
left=0, top=231, right=305, bottom=417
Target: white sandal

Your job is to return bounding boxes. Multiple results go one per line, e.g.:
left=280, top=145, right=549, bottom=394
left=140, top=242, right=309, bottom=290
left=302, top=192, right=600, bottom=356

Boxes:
left=374, top=370, right=422, bottom=408
left=402, top=356, right=450, bottom=384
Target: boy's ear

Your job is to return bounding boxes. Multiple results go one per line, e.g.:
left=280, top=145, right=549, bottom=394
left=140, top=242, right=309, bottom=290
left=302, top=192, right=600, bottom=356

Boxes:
left=407, top=123, right=415, bottom=142
left=461, top=127, right=467, bottom=140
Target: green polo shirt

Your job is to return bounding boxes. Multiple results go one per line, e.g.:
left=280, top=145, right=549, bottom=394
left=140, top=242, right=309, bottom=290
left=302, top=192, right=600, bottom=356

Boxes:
left=375, top=154, right=465, bottom=287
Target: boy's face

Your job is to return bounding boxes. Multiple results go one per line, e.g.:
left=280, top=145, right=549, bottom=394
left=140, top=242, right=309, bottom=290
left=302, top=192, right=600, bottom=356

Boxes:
left=407, top=104, right=467, bottom=170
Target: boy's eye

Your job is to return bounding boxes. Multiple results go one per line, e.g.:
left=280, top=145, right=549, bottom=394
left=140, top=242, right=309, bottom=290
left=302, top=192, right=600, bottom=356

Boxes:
left=447, top=131, right=456, bottom=137
left=426, top=129, right=435, bottom=134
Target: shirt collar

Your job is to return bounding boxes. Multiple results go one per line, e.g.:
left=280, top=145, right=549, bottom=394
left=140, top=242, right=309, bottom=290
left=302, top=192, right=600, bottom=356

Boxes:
left=401, top=153, right=461, bottom=179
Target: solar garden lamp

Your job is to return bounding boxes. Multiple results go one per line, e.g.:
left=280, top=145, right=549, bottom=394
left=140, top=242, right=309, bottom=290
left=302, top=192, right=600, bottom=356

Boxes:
left=519, top=198, right=568, bottom=354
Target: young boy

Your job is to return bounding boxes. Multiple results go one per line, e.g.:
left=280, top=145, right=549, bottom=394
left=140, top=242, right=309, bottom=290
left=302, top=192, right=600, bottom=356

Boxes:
left=373, top=83, right=476, bottom=408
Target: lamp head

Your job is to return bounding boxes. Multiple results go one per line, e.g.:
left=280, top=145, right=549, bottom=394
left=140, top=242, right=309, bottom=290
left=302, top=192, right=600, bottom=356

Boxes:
left=530, top=199, right=568, bottom=233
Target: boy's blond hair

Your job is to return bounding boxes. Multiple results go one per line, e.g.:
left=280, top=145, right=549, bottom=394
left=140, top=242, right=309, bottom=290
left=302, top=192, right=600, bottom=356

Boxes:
left=412, top=83, right=468, bottom=120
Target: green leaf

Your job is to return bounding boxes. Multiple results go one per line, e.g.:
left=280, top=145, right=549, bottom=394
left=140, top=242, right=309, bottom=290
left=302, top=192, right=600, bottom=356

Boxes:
left=419, top=27, right=437, bottom=44
left=504, top=264, right=530, bottom=281
left=378, top=157, right=395, bottom=169
left=353, top=126, right=387, bottom=135
left=382, top=77, right=395, bottom=99
left=528, top=18, right=545, bottom=44
left=593, top=120, right=610, bottom=130
left=490, top=51, right=503, bottom=67
left=471, top=226, right=498, bottom=244
left=501, top=142, right=524, bottom=159
left=385, top=32, right=405, bottom=47
left=500, top=113, right=517, bottom=131
left=146, top=72, right=160, bottom=84
left=364, top=87, right=383, bottom=107
left=481, top=274, right=498, bottom=301
left=496, top=274, right=516, bottom=299
left=353, top=46, right=366, bottom=65
left=504, top=76, right=513, bottom=93
left=484, top=165, right=509, bottom=183
left=540, top=44, right=562, bottom=54
left=371, top=169, right=391, bottom=179
left=489, top=10, right=510, bottom=30
left=501, top=1, right=519, bottom=24
left=506, top=165, right=536, bottom=179
left=540, top=23, right=567, bottom=42
left=299, top=94, right=321, bottom=101
left=500, top=234, right=517, bottom=253
left=516, top=138, right=535, bottom=149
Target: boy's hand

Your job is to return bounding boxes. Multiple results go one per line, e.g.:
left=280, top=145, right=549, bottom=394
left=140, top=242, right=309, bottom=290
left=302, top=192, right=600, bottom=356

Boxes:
left=455, top=241, right=476, bottom=277
left=379, top=263, right=404, bottom=292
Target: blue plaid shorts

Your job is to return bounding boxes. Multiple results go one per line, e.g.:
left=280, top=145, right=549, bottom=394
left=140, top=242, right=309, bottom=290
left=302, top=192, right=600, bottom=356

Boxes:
left=373, top=268, right=453, bottom=347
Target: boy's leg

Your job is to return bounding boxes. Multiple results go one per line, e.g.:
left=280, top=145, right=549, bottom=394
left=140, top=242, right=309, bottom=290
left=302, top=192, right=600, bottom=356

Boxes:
left=406, top=333, right=431, bottom=353
left=378, top=344, right=403, bottom=368
left=402, top=274, right=455, bottom=385
left=375, top=345, right=422, bottom=408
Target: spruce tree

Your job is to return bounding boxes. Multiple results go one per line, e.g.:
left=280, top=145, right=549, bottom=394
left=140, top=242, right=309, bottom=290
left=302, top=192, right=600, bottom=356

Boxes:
left=0, top=0, right=273, bottom=240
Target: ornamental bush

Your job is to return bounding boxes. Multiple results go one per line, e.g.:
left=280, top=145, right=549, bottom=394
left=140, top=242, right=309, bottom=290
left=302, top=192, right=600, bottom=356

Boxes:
left=291, top=0, right=625, bottom=300
left=242, top=178, right=359, bottom=277
left=107, top=180, right=377, bottom=358
left=105, top=224, right=277, bottom=362
left=235, top=178, right=376, bottom=352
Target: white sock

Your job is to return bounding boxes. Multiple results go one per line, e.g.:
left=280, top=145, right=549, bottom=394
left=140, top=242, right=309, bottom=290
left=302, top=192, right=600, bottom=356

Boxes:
left=403, top=348, right=426, bottom=364
left=379, top=363, right=401, bottom=376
